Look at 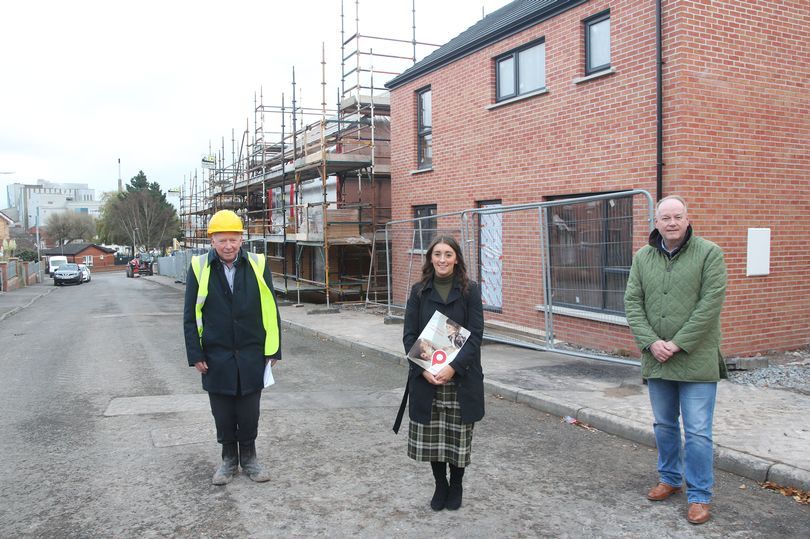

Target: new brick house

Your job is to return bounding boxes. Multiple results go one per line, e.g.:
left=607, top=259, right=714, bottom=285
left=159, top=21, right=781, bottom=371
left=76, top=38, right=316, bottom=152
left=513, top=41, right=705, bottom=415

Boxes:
left=385, top=0, right=808, bottom=357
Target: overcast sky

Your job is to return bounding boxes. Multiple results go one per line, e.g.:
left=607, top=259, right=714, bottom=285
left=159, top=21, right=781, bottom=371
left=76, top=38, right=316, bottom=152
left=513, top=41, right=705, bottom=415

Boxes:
left=0, top=0, right=511, bottom=208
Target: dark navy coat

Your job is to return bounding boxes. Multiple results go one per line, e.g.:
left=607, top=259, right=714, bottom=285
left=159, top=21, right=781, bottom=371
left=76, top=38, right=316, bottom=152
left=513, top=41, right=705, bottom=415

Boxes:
left=183, top=248, right=282, bottom=396
left=403, top=278, right=485, bottom=424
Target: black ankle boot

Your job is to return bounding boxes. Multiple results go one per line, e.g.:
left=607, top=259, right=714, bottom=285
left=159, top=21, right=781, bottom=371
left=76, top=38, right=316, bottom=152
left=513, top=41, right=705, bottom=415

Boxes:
left=430, top=461, right=449, bottom=511
left=446, top=464, right=465, bottom=510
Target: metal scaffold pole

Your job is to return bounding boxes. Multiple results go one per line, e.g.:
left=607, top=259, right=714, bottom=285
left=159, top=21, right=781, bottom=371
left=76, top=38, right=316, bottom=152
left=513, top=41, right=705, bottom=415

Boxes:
left=179, top=0, right=437, bottom=309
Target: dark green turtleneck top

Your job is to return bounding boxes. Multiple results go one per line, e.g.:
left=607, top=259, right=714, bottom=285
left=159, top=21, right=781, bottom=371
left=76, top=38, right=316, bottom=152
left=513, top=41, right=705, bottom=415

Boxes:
left=433, top=273, right=454, bottom=303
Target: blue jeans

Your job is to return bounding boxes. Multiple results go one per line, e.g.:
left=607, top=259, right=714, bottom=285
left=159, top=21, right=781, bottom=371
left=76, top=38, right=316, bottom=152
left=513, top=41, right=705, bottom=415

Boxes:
left=647, top=378, right=717, bottom=504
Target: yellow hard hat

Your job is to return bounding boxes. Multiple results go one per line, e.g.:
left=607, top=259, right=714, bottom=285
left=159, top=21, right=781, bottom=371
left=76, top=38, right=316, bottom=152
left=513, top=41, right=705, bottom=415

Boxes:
left=207, top=210, right=244, bottom=235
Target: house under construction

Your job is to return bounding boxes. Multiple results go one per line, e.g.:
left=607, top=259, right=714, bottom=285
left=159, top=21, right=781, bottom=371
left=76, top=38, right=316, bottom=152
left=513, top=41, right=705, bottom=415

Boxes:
left=179, top=1, right=436, bottom=305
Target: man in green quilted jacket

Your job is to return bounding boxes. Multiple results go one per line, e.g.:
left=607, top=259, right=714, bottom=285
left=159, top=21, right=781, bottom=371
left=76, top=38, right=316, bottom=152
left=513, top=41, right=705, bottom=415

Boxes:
left=624, top=195, right=727, bottom=525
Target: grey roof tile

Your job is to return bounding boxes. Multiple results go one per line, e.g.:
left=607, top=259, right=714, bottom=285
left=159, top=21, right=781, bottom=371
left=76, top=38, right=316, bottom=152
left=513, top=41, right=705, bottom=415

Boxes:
left=386, top=0, right=586, bottom=89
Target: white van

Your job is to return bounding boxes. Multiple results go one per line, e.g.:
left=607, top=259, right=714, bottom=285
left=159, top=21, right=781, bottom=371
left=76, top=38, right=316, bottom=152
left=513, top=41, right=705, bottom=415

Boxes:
left=48, top=256, right=68, bottom=277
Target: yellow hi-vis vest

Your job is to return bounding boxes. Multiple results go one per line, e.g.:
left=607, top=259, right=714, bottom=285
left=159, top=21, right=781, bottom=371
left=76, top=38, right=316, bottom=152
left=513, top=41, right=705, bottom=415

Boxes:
left=191, top=252, right=280, bottom=356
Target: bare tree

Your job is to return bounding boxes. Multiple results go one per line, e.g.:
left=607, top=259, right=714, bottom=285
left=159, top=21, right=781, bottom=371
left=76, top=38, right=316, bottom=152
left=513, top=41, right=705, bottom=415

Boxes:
left=45, top=212, right=96, bottom=250
left=43, top=212, right=97, bottom=247
left=70, top=213, right=96, bottom=241
left=44, top=213, right=71, bottom=247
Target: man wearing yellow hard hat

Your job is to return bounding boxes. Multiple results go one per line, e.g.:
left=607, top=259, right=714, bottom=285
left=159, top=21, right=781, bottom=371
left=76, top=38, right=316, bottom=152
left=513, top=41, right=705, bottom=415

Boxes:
left=183, top=209, right=282, bottom=485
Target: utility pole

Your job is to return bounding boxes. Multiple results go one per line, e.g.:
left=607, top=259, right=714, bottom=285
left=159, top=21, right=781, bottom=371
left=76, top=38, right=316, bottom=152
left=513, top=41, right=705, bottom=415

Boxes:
left=35, top=206, right=42, bottom=282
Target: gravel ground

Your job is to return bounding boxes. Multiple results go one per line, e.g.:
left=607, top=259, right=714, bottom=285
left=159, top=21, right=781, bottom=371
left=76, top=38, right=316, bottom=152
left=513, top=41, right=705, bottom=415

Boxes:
left=727, top=347, right=810, bottom=395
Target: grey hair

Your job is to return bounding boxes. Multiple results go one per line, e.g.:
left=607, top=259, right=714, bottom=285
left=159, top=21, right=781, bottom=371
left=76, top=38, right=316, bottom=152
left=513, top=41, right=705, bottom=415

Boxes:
left=656, top=195, right=688, bottom=214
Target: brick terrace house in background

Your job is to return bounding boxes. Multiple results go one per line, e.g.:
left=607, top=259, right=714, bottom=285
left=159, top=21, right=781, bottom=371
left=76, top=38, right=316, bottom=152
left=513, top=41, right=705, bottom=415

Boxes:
left=41, top=244, right=117, bottom=270
left=1, top=210, right=29, bottom=291
left=385, top=0, right=808, bottom=357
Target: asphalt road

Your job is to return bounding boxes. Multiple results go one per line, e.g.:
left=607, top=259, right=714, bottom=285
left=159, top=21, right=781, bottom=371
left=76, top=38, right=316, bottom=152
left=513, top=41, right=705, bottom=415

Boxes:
left=0, top=273, right=806, bottom=537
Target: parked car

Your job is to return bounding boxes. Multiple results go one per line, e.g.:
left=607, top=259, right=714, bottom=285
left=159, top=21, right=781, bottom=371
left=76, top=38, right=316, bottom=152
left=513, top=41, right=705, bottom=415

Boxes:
left=53, top=263, right=83, bottom=286
left=48, top=255, right=68, bottom=277
left=78, top=264, right=91, bottom=283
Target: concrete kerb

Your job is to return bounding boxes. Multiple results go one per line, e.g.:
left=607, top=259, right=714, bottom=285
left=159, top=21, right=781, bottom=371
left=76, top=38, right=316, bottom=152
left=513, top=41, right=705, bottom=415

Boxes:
left=768, top=464, right=810, bottom=492
left=0, top=286, right=54, bottom=322
left=714, top=445, right=771, bottom=483
left=0, top=306, right=22, bottom=322
left=714, top=447, right=810, bottom=491
left=577, top=408, right=656, bottom=448
left=281, top=320, right=408, bottom=368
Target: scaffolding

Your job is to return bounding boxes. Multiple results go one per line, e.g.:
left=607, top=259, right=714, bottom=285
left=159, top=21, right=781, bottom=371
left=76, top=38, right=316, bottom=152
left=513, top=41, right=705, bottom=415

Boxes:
left=180, top=0, right=437, bottom=306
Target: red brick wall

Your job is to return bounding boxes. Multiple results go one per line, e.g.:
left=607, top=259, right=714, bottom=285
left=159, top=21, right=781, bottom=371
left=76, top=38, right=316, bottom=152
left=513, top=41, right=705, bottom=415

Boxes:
left=0, top=261, right=24, bottom=291
left=67, top=247, right=117, bottom=269
left=662, top=0, right=810, bottom=355
left=389, top=0, right=809, bottom=356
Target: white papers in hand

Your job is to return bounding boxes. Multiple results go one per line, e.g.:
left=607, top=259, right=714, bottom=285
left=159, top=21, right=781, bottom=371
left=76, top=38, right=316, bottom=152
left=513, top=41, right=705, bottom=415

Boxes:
left=263, top=363, right=275, bottom=388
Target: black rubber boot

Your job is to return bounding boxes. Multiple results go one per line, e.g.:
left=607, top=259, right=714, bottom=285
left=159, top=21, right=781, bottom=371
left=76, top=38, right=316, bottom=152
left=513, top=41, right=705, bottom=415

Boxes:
left=446, top=464, right=465, bottom=510
left=430, top=461, right=449, bottom=511
left=211, top=442, right=238, bottom=485
left=239, top=441, right=271, bottom=482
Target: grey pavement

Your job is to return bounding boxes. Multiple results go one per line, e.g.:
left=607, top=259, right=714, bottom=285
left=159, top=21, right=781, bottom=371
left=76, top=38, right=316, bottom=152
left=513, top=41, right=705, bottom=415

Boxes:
left=3, top=274, right=808, bottom=492
left=0, top=280, right=54, bottom=322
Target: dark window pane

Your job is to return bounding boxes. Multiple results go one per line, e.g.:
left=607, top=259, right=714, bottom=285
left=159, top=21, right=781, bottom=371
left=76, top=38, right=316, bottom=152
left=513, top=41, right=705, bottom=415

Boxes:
left=414, top=205, right=437, bottom=250
left=604, top=271, right=628, bottom=312
left=547, top=195, right=632, bottom=314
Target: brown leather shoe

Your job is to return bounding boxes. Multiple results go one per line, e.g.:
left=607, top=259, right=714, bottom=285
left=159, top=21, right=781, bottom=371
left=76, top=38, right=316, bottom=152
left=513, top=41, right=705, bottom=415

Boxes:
left=646, top=482, right=682, bottom=501
left=687, top=503, right=711, bottom=524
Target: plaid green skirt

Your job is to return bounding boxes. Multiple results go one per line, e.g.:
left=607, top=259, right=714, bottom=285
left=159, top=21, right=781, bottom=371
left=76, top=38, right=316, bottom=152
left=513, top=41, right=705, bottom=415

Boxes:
left=407, top=382, right=474, bottom=467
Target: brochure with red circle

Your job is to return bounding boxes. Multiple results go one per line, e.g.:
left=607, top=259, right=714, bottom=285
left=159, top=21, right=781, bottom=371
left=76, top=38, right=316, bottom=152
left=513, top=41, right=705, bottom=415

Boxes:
left=406, top=310, right=470, bottom=375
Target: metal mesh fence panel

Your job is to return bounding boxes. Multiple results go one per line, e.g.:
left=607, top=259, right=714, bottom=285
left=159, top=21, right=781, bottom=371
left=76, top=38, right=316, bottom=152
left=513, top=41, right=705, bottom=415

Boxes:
left=155, top=251, right=192, bottom=284
left=381, top=190, right=654, bottom=364
left=462, top=204, right=548, bottom=346
left=383, top=213, right=464, bottom=317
